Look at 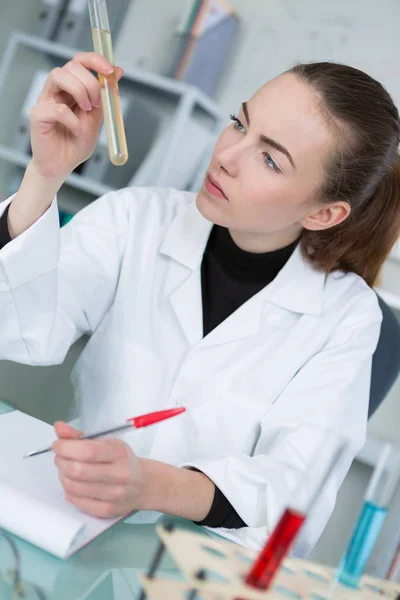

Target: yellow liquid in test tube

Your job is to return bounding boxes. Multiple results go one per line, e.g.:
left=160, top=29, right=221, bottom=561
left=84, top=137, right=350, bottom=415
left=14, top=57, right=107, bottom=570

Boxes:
left=91, top=27, right=128, bottom=166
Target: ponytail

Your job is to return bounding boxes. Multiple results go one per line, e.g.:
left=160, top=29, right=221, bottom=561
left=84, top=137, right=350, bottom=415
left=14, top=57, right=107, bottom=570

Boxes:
left=289, top=62, right=400, bottom=287
left=301, top=158, right=400, bottom=287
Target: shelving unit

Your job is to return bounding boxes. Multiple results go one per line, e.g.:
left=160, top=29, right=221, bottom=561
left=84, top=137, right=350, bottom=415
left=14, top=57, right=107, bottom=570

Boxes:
left=0, top=145, right=113, bottom=198
left=0, top=32, right=399, bottom=314
left=0, top=31, right=224, bottom=213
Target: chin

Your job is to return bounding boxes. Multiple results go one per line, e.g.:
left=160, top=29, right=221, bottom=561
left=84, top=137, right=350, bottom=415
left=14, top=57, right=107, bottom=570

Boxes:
left=195, top=188, right=230, bottom=227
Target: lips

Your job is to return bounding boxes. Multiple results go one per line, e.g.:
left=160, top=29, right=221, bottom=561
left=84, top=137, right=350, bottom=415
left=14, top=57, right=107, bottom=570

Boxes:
left=205, top=173, right=227, bottom=200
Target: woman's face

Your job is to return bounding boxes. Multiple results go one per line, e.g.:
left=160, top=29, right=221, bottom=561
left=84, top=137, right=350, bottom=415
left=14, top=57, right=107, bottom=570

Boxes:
left=196, top=73, right=345, bottom=250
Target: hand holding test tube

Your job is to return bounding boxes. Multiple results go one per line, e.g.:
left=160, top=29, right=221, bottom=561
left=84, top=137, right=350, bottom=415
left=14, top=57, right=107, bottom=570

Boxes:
left=88, top=0, right=128, bottom=166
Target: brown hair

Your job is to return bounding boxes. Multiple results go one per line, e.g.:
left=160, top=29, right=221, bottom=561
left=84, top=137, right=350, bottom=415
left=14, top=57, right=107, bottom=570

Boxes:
left=289, top=62, right=400, bottom=286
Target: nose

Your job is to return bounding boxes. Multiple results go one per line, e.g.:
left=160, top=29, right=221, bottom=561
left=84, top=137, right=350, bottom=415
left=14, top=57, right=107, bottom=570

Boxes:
left=214, top=140, right=242, bottom=178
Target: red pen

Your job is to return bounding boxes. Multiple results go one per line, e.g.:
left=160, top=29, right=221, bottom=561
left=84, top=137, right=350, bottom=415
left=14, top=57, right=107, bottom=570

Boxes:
left=23, top=407, right=186, bottom=458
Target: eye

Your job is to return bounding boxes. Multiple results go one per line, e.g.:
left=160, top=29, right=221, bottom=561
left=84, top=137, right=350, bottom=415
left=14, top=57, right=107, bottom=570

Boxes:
left=229, top=113, right=245, bottom=133
left=262, top=152, right=281, bottom=173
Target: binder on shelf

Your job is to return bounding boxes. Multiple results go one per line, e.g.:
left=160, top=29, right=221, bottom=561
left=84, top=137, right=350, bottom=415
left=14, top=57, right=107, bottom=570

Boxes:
left=131, top=119, right=214, bottom=191
left=34, top=0, right=69, bottom=40
left=177, top=0, right=203, bottom=35
left=54, top=0, right=130, bottom=51
left=12, top=70, right=50, bottom=155
left=169, top=0, right=240, bottom=97
left=80, top=95, right=160, bottom=189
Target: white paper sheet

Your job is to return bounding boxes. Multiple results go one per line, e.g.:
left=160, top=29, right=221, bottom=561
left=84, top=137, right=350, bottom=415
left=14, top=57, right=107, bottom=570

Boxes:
left=0, top=411, right=124, bottom=559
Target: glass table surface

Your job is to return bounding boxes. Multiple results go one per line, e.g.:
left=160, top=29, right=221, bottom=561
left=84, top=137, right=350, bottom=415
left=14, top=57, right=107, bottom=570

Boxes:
left=0, top=400, right=205, bottom=600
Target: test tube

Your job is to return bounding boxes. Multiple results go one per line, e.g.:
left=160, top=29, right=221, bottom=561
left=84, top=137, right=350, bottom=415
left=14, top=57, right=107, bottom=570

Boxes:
left=244, top=428, right=346, bottom=592
left=88, top=0, right=128, bottom=166
left=336, top=442, right=400, bottom=589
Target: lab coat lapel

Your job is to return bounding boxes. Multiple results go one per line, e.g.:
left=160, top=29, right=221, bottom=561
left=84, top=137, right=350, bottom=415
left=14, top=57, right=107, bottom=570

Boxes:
left=159, top=197, right=326, bottom=349
left=159, top=196, right=212, bottom=347
left=197, top=246, right=326, bottom=349
left=169, top=268, right=204, bottom=346
left=198, top=293, right=266, bottom=348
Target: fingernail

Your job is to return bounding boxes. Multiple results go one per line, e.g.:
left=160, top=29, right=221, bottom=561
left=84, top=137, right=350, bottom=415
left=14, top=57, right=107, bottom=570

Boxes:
left=84, top=101, right=92, bottom=111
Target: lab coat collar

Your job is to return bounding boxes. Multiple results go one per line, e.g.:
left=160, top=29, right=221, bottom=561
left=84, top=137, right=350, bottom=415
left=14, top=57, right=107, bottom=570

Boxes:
left=159, top=199, right=325, bottom=344
left=159, top=196, right=213, bottom=271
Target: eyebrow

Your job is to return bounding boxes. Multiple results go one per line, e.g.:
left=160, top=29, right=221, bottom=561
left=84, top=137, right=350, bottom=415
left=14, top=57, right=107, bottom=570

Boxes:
left=242, top=102, right=296, bottom=169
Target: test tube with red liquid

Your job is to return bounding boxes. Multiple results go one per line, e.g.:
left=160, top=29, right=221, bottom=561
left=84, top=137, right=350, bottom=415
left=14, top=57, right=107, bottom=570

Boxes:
left=244, top=428, right=346, bottom=592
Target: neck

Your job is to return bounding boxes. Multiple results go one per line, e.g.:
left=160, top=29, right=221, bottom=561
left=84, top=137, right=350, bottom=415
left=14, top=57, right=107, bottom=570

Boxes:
left=228, top=225, right=302, bottom=253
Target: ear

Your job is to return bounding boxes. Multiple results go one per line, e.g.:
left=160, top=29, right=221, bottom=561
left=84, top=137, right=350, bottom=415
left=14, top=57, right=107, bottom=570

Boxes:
left=301, top=201, right=351, bottom=231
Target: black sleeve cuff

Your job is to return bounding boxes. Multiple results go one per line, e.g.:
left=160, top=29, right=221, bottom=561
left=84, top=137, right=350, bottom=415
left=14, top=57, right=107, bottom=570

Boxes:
left=0, top=204, right=12, bottom=249
left=192, top=472, right=247, bottom=529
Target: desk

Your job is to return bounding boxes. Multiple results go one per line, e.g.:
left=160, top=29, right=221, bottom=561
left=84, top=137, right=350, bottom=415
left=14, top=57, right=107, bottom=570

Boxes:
left=2, top=402, right=400, bottom=600
left=0, top=400, right=202, bottom=600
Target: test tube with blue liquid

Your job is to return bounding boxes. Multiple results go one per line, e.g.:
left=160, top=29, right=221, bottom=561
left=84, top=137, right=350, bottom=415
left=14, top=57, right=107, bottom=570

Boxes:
left=337, top=442, right=400, bottom=589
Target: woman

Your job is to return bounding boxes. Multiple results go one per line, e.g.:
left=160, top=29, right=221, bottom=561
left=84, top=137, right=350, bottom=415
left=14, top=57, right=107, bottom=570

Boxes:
left=0, top=54, right=399, bottom=555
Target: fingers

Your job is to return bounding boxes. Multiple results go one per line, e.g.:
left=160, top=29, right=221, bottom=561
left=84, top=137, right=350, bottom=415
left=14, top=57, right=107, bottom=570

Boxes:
left=64, top=60, right=124, bottom=108
left=54, top=455, right=130, bottom=484
left=54, top=421, right=83, bottom=439
left=59, top=471, right=125, bottom=502
left=39, top=53, right=124, bottom=112
left=64, top=494, right=117, bottom=519
left=31, top=100, right=84, bottom=137
left=72, top=51, right=114, bottom=76
left=115, top=66, right=124, bottom=80
left=52, top=437, right=128, bottom=463
left=43, top=66, right=96, bottom=112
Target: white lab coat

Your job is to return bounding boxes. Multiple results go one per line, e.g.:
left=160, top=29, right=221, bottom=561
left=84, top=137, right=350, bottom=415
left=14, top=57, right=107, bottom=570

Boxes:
left=0, top=186, right=382, bottom=555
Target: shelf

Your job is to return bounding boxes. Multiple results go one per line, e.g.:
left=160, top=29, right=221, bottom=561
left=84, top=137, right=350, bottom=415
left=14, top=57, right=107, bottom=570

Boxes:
left=356, top=436, right=384, bottom=468
left=356, top=435, right=399, bottom=469
left=9, top=32, right=188, bottom=96
left=0, top=146, right=114, bottom=198
left=0, top=31, right=224, bottom=202
left=0, top=32, right=223, bottom=119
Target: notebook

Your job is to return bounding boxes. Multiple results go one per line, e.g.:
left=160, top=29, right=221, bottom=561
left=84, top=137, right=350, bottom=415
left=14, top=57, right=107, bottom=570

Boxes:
left=0, top=411, right=133, bottom=559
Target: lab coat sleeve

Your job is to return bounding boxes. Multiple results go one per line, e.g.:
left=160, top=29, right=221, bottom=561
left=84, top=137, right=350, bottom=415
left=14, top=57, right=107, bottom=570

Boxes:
left=181, top=294, right=382, bottom=553
left=0, top=191, right=128, bottom=365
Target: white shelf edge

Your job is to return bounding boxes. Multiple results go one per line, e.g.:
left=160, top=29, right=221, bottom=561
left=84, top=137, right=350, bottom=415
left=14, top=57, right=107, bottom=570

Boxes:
left=12, top=32, right=224, bottom=119
left=356, top=436, right=385, bottom=468
left=356, top=436, right=399, bottom=469
left=0, top=146, right=114, bottom=198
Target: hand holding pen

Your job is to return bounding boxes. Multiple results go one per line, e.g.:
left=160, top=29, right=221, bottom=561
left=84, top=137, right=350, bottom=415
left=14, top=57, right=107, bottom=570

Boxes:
left=35, top=408, right=186, bottom=519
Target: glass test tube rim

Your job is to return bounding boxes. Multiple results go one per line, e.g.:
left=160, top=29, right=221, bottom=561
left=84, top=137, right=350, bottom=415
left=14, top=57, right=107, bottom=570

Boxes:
left=88, top=0, right=111, bottom=31
left=365, top=442, right=400, bottom=507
